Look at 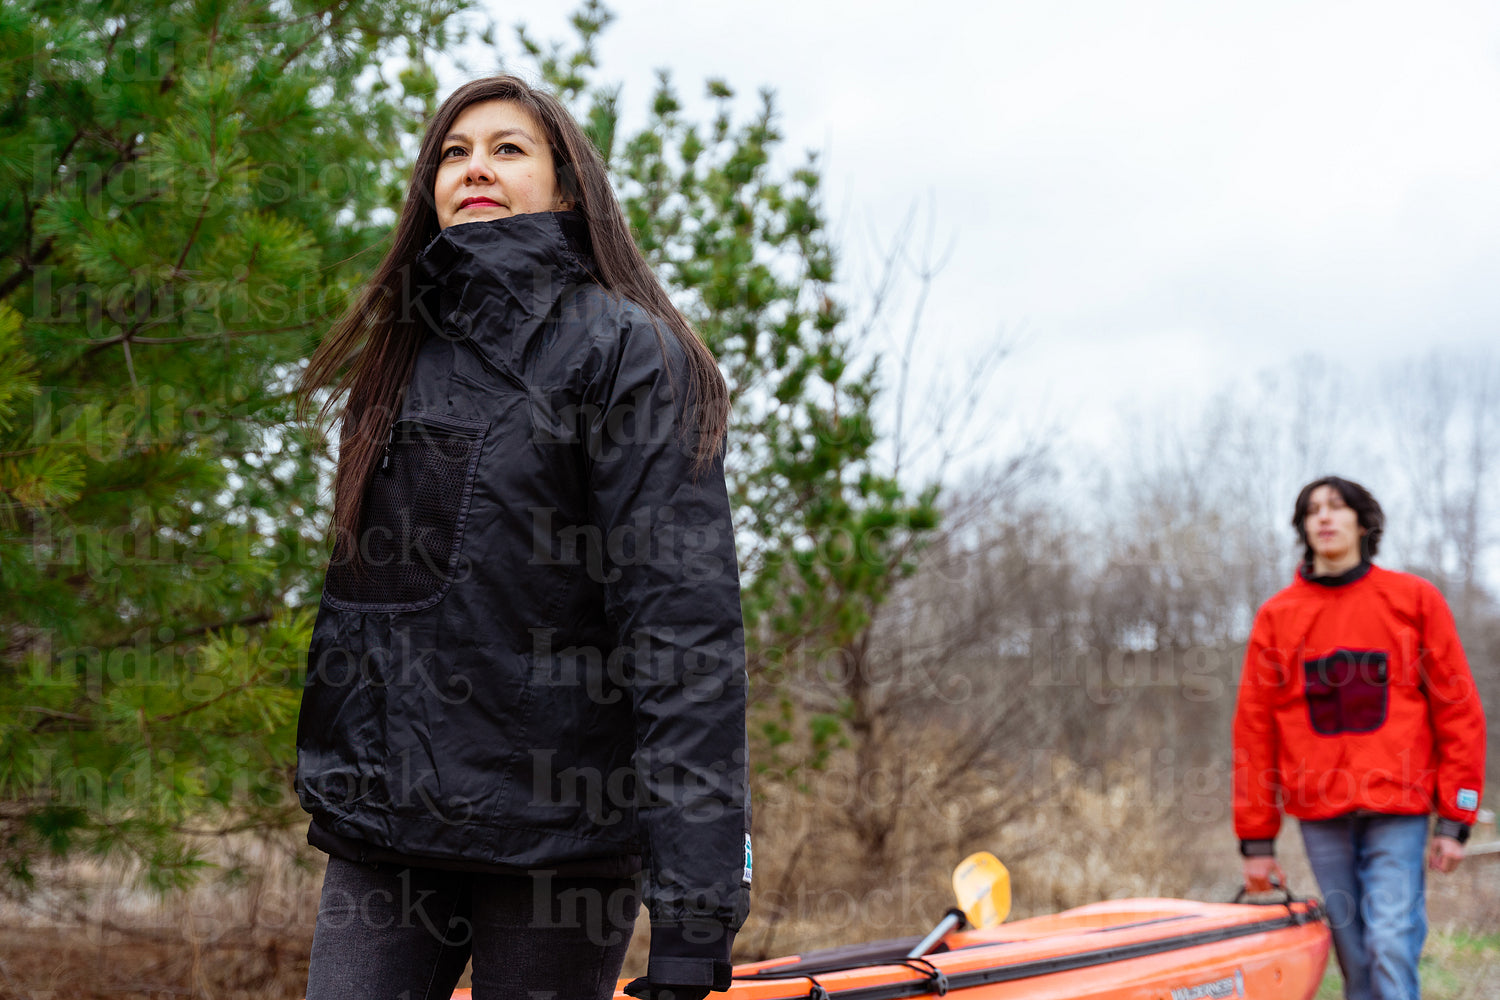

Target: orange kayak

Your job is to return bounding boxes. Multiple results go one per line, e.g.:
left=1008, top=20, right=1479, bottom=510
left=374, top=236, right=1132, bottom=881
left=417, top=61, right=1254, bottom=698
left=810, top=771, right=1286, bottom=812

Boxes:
left=446, top=897, right=1328, bottom=1000
left=679, top=896, right=1324, bottom=1000
left=710, top=898, right=1327, bottom=1000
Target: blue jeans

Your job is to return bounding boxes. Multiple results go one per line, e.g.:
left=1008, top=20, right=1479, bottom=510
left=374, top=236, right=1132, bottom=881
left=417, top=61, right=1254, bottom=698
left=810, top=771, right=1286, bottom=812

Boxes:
left=1299, top=813, right=1428, bottom=1000
left=305, top=857, right=640, bottom=1000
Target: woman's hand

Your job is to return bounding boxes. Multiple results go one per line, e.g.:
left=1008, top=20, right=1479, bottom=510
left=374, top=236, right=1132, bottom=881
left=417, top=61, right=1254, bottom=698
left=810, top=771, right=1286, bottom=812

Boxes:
left=1241, top=856, right=1286, bottom=892
left=1427, top=834, right=1465, bottom=873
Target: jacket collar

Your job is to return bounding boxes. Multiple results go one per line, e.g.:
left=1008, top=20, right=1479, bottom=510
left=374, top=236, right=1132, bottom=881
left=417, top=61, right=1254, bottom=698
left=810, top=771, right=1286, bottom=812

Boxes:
left=1298, top=560, right=1373, bottom=588
left=414, top=211, right=597, bottom=337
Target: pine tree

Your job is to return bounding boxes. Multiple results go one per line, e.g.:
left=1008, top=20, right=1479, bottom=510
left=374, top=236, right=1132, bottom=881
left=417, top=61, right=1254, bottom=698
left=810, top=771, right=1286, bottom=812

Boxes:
left=0, top=0, right=473, bottom=892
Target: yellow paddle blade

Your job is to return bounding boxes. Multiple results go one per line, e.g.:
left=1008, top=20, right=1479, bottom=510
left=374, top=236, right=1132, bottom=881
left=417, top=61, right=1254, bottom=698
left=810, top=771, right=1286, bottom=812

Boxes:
left=953, top=851, right=1011, bottom=928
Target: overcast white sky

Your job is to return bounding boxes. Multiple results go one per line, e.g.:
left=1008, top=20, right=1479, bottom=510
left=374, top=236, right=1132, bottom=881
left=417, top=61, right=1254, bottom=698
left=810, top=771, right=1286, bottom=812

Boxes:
left=452, top=1, right=1500, bottom=483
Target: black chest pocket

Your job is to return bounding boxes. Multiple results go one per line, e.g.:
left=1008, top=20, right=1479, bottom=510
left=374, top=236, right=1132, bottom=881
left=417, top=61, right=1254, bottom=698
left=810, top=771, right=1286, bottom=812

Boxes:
left=1303, top=648, right=1390, bottom=736
left=324, top=412, right=488, bottom=612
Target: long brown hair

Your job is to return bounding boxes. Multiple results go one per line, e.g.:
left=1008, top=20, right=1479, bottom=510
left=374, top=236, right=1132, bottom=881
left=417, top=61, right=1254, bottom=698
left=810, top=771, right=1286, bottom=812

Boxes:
left=297, top=76, right=729, bottom=563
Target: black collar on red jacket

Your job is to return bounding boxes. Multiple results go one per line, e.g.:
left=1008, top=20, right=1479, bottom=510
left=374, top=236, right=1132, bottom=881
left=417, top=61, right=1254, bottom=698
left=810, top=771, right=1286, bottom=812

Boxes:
left=1299, top=560, right=1373, bottom=588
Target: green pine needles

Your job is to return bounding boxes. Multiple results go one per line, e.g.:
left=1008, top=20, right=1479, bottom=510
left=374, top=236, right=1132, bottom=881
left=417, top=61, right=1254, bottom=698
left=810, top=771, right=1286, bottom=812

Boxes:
left=0, top=0, right=474, bottom=893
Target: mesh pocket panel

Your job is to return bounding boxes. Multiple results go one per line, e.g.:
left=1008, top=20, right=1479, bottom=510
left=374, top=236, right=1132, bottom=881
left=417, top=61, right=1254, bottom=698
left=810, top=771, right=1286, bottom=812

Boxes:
left=325, top=418, right=484, bottom=608
left=1303, top=648, right=1389, bottom=736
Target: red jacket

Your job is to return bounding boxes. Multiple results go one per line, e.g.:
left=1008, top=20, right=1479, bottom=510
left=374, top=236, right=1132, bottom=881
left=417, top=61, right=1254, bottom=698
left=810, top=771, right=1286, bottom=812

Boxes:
left=1233, top=563, right=1486, bottom=848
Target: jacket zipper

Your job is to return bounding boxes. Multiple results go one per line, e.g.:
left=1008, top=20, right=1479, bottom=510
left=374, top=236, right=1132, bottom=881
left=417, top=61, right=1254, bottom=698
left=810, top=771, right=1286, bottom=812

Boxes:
left=380, top=409, right=488, bottom=473
left=380, top=385, right=408, bottom=473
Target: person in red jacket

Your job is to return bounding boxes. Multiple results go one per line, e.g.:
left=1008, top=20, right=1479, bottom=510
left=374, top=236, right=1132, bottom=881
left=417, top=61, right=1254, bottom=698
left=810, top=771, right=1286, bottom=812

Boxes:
left=1232, top=476, right=1485, bottom=1000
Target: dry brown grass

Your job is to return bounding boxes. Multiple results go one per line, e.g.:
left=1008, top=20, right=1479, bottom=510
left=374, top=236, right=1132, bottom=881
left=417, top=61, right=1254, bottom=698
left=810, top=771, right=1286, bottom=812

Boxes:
left=0, top=829, right=321, bottom=1000
left=730, top=730, right=1201, bottom=961
left=2, top=750, right=1491, bottom=999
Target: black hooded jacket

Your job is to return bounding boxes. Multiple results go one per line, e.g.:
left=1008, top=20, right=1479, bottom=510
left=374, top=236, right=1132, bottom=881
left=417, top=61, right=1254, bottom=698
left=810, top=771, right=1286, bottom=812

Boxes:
left=295, top=212, right=751, bottom=984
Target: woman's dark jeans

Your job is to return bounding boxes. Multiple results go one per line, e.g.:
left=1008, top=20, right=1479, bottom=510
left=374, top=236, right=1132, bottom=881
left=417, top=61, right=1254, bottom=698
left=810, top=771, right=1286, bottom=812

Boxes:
left=306, top=856, right=640, bottom=1000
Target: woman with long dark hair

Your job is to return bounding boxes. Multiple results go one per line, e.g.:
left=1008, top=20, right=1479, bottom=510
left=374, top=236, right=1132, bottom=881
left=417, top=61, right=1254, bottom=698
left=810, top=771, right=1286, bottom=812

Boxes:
left=294, top=76, right=750, bottom=1000
left=1232, top=476, right=1485, bottom=1000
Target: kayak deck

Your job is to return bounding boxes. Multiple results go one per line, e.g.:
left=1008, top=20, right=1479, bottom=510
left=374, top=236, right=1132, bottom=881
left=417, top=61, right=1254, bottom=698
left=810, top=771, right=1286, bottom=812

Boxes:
left=639, top=898, right=1328, bottom=1000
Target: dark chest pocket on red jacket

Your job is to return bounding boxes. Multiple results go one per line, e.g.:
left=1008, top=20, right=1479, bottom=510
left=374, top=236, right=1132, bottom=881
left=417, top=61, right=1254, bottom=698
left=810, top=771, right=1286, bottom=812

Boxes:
left=324, top=413, right=488, bottom=611
left=1303, top=649, right=1389, bottom=736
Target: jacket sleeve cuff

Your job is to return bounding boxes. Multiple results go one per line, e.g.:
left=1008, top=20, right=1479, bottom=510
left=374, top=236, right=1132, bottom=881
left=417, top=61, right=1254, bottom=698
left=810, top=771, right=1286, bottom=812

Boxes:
left=1434, top=818, right=1471, bottom=844
left=647, top=921, right=735, bottom=990
left=1239, top=838, right=1276, bottom=857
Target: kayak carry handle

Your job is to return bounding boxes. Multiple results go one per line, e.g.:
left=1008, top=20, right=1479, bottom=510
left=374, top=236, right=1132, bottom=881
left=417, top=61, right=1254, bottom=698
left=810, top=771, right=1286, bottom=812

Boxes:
left=1232, top=875, right=1303, bottom=905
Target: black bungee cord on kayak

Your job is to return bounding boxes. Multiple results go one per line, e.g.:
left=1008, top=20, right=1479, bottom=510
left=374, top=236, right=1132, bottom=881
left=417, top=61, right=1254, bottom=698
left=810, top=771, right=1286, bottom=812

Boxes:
left=895, top=958, right=948, bottom=997
left=745, top=975, right=829, bottom=1000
